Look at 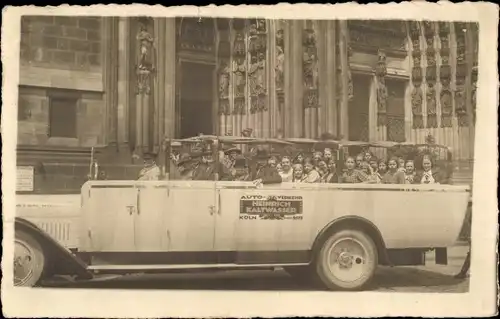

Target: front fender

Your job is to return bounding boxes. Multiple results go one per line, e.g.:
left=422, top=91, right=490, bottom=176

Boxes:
left=311, top=215, right=392, bottom=266
left=15, top=217, right=92, bottom=280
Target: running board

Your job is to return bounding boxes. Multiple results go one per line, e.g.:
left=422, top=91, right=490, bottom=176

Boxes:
left=88, top=263, right=309, bottom=272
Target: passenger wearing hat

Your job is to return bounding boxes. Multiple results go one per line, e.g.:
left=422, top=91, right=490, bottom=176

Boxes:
left=249, top=148, right=282, bottom=186
left=176, top=153, right=195, bottom=180
left=232, top=155, right=251, bottom=181
left=138, top=152, right=161, bottom=181
left=190, top=148, right=215, bottom=181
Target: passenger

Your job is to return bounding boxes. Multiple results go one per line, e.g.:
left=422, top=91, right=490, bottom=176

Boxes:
left=397, top=156, right=406, bottom=173
left=362, top=160, right=380, bottom=184
left=294, top=152, right=305, bottom=165
left=414, top=154, right=448, bottom=184
left=232, top=156, right=251, bottom=181
left=404, top=160, right=416, bottom=184
left=378, top=159, right=388, bottom=175
left=223, top=144, right=242, bottom=169
left=325, top=159, right=340, bottom=183
left=355, top=154, right=364, bottom=170
left=138, top=152, right=161, bottom=181
left=279, top=156, right=294, bottom=182
left=312, top=151, right=323, bottom=167
left=381, top=157, right=406, bottom=184
left=292, top=163, right=304, bottom=182
left=317, top=159, right=329, bottom=180
left=268, top=156, right=278, bottom=169
left=363, top=151, right=373, bottom=163
left=340, top=156, right=369, bottom=183
left=175, top=153, right=194, bottom=180
left=249, top=149, right=282, bottom=186
left=302, top=158, right=321, bottom=183
left=369, top=156, right=379, bottom=174
left=190, top=149, right=216, bottom=181
left=323, top=148, right=333, bottom=162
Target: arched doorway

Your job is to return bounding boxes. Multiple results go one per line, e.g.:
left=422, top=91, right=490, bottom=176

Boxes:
left=175, top=17, right=218, bottom=138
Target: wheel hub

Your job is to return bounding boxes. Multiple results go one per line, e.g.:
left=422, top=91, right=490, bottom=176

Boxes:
left=327, top=238, right=369, bottom=283
left=14, top=240, right=35, bottom=286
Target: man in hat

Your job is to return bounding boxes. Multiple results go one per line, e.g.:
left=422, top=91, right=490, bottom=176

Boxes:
left=232, top=155, right=251, bottom=181
left=176, top=153, right=195, bottom=180
left=138, top=152, right=161, bottom=181
left=249, top=148, right=282, bottom=186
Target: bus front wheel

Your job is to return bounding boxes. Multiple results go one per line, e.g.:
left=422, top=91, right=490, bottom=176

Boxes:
left=316, top=229, right=378, bottom=291
left=14, top=230, right=46, bottom=287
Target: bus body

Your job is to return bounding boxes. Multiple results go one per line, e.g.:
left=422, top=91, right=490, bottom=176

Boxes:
left=13, top=137, right=471, bottom=291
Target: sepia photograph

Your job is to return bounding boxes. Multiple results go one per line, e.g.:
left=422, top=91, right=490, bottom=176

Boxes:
left=1, top=3, right=498, bottom=318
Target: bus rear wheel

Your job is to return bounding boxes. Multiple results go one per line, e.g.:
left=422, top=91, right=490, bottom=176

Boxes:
left=14, top=230, right=46, bottom=287
left=316, top=229, right=378, bottom=291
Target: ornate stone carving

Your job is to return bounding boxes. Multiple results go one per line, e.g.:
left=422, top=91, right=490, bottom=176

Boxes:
left=348, top=21, right=407, bottom=57
left=233, top=30, right=246, bottom=57
left=232, top=23, right=247, bottom=115
left=136, top=18, right=155, bottom=95
left=178, top=18, right=215, bottom=53
left=471, top=65, right=478, bottom=123
left=426, top=85, right=438, bottom=128
left=303, top=27, right=319, bottom=108
left=454, top=22, right=468, bottom=126
left=249, top=53, right=267, bottom=113
left=232, top=57, right=246, bottom=115
left=409, top=21, right=424, bottom=129
left=275, top=29, right=285, bottom=91
left=218, top=60, right=231, bottom=115
left=424, top=21, right=437, bottom=128
left=375, top=50, right=388, bottom=126
left=438, top=22, right=452, bottom=127
left=440, top=89, right=453, bottom=127
left=247, top=20, right=267, bottom=114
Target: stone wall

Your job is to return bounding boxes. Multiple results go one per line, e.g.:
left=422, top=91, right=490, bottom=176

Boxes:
left=20, top=16, right=102, bottom=69
left=18, top=16, right=106, bottom=149
left=17, top=86, right=105, bottom=147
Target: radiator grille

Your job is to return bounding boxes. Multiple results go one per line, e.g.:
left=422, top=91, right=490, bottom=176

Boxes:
left=29, top=219, right=79, bottom=249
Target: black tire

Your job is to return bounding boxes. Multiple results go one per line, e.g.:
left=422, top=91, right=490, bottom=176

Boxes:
left=315, top=229, right=378, bottom=291
left=14, top=230, right=46, bottom=287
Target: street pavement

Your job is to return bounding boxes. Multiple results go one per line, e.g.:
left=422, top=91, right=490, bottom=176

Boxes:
left=43, top=245, right=469, bottom=293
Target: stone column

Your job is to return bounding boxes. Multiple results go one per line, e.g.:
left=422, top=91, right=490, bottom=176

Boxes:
left=117, top=17, right=131, bottom=147
left=134, top=17, right=155, bottom=156
left=289, top=20, right=304, bottom=137
left=163, top=18, right=176, bottom=138
left=338, top=20, right=350, bottom=139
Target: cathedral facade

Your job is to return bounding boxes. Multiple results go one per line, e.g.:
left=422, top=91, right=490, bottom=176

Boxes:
left=17, top=17, right=478, bottom=192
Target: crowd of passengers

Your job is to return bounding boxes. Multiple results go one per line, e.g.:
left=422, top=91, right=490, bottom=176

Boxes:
left=138, top=143, right=449, bottom=186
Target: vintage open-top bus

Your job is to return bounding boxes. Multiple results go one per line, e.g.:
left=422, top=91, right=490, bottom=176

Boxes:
left=14, top=136, right=471, bottom=290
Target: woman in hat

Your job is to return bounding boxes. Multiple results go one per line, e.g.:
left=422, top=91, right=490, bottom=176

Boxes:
left=249, top=148, right=282, bottom=186
left=138, top=152, right=161, bottom=181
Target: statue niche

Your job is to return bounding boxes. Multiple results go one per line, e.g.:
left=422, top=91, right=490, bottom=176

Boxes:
left=134, top=18, right=155, bottom=156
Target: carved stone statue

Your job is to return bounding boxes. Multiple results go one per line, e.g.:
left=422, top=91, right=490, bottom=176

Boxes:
left=249, top=54, right=266, bottom=96
left=218, top=60, right=230, bottom=98
left=135, top=19, right=155, bottom=154
left=137, top=23, right=154, bottom=73
left=233, top=31, right=246, bottom=57
left=275, top=46, right=285, bottom=90
left=426, top=86, right=437, bottom=115
left=440, top=89, right=452, bottom=115
left=411, top=87, right=423, bottom=115
left=232, top=58, right=246, bottom=98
